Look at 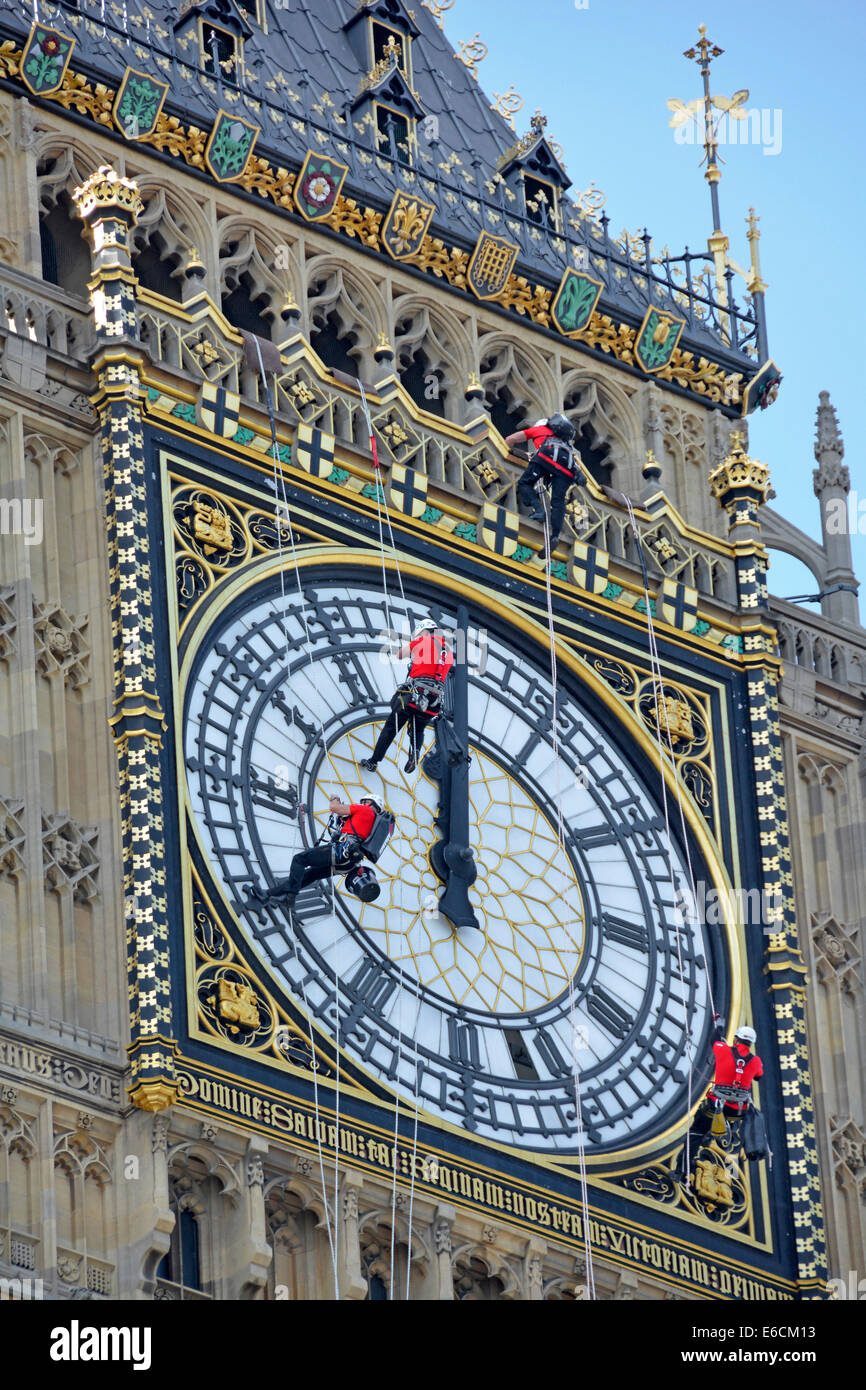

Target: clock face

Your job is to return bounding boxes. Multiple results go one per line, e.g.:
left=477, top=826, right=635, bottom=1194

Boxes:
left=183, top=564, right=717, bottom=1156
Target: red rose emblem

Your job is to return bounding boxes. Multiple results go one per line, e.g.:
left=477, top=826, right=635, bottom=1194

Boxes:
left=302, top=170, right=335, bottom=207
left=40, top=35, right=61, bottom=56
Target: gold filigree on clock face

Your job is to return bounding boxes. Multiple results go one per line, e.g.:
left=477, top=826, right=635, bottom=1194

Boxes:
left=312, top=723, right=585, bottom=1014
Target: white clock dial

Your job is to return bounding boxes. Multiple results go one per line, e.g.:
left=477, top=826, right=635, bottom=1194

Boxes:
left=184, top=568, right=715, bottom=1154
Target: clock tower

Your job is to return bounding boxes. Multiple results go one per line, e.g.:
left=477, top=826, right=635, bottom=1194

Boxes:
left=0, top=0, right=862, bottom=1304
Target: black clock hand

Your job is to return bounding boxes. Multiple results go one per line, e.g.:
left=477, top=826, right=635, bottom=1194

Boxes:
left=435, top=604, right=479, bottom=931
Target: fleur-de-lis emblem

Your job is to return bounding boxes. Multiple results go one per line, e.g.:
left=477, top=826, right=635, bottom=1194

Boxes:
left=382, top=191, right=435, bottom=261
left=392, top=200, right=427, bottom=252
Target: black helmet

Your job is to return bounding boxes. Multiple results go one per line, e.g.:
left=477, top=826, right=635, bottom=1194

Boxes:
left=547, top=412, right=576, bottom=443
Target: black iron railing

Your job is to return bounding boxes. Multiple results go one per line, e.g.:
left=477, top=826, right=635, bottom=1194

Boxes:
left=0, top=0, right=764, bottom=361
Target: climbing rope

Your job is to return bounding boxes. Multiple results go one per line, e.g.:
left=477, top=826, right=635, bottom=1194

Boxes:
left=537, top=485, right=596, bottom=1300
left=354, top=379, right=422, bottom=1297
left=621, top=493, right=719, bottom=1185
left=251, top=340, right=343, bottom=1295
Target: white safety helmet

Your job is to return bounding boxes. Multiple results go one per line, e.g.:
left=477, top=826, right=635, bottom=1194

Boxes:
left=361, top=794, right=383, bottom=813
left=413, top=618, right=438, bottom=637
left=734, top=1024, right=756, bottom=1047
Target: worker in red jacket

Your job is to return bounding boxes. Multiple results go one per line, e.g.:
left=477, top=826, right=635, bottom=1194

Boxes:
left=675, top=1021, right=763, bottom=1177
left=506, top=413, right=585, bottom=547
left=707, top=1024, right=763, bottom=1110
left=250, top=794, right=382, bottom=907
left=361, top=619, right=454, bottom=774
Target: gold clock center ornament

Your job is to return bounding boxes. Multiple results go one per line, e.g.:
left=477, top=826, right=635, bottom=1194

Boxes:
left=318, top=725, right=586, bottom=1013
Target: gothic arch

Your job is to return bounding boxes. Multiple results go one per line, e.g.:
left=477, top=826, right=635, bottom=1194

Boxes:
left=477, top=333, right=557, bottom=437
left=34, top=133, right=103, bottom=202
left=217, top=219, right=288, bottom=336
left=561, top=367, right=640, bottom=468
left=263, top=1172, right=330, bottom=1230
left=127, top=181, right=209, bottom=300
left=167, top=1140, right=241, bottom=1206
left=35, top=139, right=102, bottom=300
left=392, top=292, right=471, bottom=419
left=762, top=508, right=827, bottom=593
left=305, top=254, right=386, bottom=375
left=451, top=1239, right=521, bottom=1300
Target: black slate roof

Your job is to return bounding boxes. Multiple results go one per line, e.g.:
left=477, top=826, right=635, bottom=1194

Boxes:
left=0, top=0, right=763, bottom=369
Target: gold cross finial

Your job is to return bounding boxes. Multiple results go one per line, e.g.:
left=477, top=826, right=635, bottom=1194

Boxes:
left=684, top=23, right=723, bottom=67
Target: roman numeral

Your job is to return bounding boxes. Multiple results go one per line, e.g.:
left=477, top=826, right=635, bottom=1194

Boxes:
left=600, top=911, right=649, bottom=954
left=585, top=985, right=634, bottom=1041
left=515, top=730, right=544, bottom=765
left=248, top=770, right=299, bottom=819
left=503, top=1028, right=539, bottom=1081
left=292, top=886, right=333, bottom=923
left=448, top=1018, right=481, bottom=1071
left=532, top=1028, right=572, bottom=1079
left=340, top=959, right=397, bottom=1039
left=348, top=959, right=396, bottom=1012
left=332, top=650, right=380, bottom=708
left=572, top=823, right=619, bottom=850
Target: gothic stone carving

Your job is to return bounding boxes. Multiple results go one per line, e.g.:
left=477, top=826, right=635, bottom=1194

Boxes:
left=811, top=912, right=861, bottom=994
left=42, top=813, right=99, bottom=903
left=0, top=584, right=16, bottom=664
left=829, top=1115, right=866, bottom=1198
left=33, top=600, right=90, bottom=689
left=0, top=798, right=26, bottom=881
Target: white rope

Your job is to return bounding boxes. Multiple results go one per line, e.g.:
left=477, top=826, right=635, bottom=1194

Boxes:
left=353, top=381, right=420, bottom=1297
left=252, top=341, right=341, bottom=1294
left=537, top=484, right=596, bottom=1300
left=621, top=494, right=720, bottom=1186
left=356, top=379, right=409, bottom=614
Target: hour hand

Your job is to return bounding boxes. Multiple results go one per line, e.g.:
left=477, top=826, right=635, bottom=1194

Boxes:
left=432, top=603, right=479, bottom=931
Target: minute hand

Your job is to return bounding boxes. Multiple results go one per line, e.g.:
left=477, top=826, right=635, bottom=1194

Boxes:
left=437, top=604, right=479, bottom=931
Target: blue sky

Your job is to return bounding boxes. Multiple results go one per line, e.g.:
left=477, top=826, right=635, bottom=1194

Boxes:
left=446, top=0, right=863, bottom=609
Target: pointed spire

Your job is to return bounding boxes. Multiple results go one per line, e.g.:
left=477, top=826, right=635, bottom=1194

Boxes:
left=812, top=392, right=859, bottom=625
left=814, top=391, right=845, bottom=460
left=813, top=391, right=848, bottom=496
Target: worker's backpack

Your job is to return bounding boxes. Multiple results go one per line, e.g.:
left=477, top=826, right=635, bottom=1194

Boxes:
left=360, top=810, right=395, bottom=863
left=741, top=1105, right=770, bottom=1162
left=530, top=436, right=585, bottom=486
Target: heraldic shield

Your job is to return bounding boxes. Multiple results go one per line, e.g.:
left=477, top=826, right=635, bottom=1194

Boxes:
left=570, top=542, right=610, bottom=595
left=389, top=465, right=428, bottom=517
left=294, top=423, right=336, bottom=476
left=659, top=577, right=700, bottom=629
left=479, top=503, right=520, bottom=557
left=199, top=383, right=241, bottom=438
left=382, top=192, right=435, bottom=261
left=635, top=307, right=686, bottom=374
left=467, top=232, right=519, bottom=301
